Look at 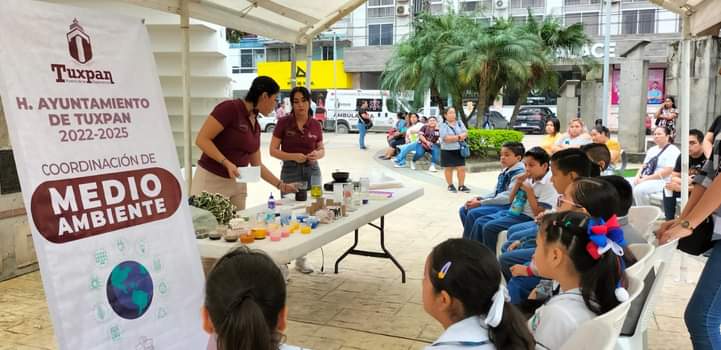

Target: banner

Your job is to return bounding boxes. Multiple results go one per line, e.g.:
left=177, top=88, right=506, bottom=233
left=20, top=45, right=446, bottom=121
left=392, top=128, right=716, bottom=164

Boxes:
left=647, top=69, right=666, bottom=105
left=0, top=1, right=207, bottom=349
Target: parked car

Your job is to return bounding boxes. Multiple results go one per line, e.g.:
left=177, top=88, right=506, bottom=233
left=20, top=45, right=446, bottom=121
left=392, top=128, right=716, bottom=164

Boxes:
left=467, top=111, right=509, bottom=129
left=258, top=111, right=277, bottom=133
left=511, top=107, right=556, bottom=134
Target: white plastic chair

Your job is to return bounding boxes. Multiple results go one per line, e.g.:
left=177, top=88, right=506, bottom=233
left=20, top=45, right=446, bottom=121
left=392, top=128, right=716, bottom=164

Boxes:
left=628, top=206, right=662, bottom=241
left=561, top=318, right=617, bottom=350
left=625, top=243, right=655, bottom=280
left=615, top=240, right=678, bottom=350
left=562, top=276, right=644, bottom=350
left=595, top=275, right=645, bottom=336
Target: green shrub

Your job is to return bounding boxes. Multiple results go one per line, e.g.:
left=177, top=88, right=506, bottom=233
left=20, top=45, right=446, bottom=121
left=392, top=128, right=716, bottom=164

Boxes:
left=466, top=129, right=524, bottom=159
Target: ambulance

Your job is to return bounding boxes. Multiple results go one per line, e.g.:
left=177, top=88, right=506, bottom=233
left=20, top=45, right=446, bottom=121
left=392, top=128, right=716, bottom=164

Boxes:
left=324, top=90, right=408, bottom=133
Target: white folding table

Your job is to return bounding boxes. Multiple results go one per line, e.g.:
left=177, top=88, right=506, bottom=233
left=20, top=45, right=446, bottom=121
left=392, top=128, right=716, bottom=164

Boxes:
left=196, top=184, right=424, bottom=283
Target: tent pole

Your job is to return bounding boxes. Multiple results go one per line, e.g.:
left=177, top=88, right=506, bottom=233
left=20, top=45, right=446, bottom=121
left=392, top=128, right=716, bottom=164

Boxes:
left=291, top=44, right=296, bottom=88
left=679, top=14, right=691, bottom=283
left=306, top=40, right=312, bottom=92
left=181, top=0, right=192, bottom=193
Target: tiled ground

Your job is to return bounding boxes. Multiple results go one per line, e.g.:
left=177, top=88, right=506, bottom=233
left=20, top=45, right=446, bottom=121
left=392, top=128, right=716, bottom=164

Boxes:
left=0, top=133, right=700, bottom=349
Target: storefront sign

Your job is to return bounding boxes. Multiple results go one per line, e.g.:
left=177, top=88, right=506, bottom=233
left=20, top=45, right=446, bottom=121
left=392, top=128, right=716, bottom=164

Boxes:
left=557, top=42, right=617, bottom=59
left=258, top=60, right=353, bottom=89
left=0, top=1, right=207, bottom=349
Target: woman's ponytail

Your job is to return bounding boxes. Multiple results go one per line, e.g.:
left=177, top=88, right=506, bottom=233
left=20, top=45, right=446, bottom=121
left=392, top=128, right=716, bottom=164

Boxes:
left=488, top=301, right=535, bottom=350
left=217, top=294, right=276, bottom=350
left=205, top=247, right=286, bottom=350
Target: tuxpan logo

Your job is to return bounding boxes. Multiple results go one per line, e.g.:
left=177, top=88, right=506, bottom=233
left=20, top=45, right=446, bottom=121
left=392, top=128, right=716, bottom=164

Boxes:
left=67, top=18, right=92, bottom=64
left=50, top=19, right=115, bottom=84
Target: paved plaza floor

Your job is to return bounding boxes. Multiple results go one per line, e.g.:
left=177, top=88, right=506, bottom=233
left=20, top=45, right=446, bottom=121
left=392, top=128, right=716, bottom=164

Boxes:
left=0, top=133, right=702, bottom=349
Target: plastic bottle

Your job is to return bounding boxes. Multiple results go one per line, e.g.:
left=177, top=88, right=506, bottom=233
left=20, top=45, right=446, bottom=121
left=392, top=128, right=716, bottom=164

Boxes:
left=267, top=192, right=276, bottom=210
left=509, top=190, right=527, bottom=216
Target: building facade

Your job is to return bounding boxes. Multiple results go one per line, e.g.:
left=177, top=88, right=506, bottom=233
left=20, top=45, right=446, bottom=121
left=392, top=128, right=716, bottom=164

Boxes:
left=229, top=0, right=684, bottom=122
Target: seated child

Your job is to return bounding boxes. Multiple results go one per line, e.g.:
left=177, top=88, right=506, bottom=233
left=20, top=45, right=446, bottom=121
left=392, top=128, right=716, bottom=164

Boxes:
left=469, top=147, right=556, bottom=251
left=203, top=247, right=305, bottom=350
left=423, top=238, right=535, bottom=350
left=599, top=175, right=646, bottom=244
left=460, top=142, right=525, bottom=239
left=503, top=176, right=618, bottom=302
left=500, top=148, right=599, bottom=274
left=581, top=143, right=613, bottom=176
left=529, top=211, right=628, bottom=350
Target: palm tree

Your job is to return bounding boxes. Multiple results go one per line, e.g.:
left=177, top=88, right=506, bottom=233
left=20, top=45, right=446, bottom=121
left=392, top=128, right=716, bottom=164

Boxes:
left=444, top=18, right=543, bottom=128
left=508, top=13, right=588, bottom=124
left=381, top=12, right=476, bottom=121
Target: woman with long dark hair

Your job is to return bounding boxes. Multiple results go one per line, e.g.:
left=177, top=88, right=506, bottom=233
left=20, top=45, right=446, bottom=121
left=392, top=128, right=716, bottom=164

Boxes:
left=193, top=76, right=296, bottom=210
left=269, top=86, right=324, bottom=274
left=654, top=96, right=678, bottom=139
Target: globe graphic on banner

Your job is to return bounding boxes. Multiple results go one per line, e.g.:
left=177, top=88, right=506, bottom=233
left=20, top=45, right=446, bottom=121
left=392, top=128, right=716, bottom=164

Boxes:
left=106, top=261, right=154, bottom=319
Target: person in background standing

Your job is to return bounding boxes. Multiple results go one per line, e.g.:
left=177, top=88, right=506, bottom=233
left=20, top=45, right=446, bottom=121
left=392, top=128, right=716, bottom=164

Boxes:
left=654, top=96, right=678, bottom=140
left=357, top=101, right=371, bottom=150
left=439, top=107, right=470, bottom=193
left=275, top=100, right=287, bottom=119
left=269, top=86, right=324, bottom=274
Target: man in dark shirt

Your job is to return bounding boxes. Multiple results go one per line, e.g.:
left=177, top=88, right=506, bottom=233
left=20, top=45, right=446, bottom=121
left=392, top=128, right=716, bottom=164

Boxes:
left=663, top=129, right=707, bottom=219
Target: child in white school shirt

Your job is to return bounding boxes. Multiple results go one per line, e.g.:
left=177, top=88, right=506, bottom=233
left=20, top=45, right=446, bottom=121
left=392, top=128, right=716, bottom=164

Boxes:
left=529, top=211, right=629, bottom=350
left=423, top=239, right=535, bottom=350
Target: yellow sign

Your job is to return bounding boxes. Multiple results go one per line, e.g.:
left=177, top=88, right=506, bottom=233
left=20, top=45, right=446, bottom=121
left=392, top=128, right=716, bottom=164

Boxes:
left=257, top=60, right=352, bottom=90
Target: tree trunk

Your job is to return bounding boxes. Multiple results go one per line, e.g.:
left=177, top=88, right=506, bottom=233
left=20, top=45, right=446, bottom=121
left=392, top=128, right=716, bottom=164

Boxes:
left=476, top=80, right=489, bottom=129
left=431, top=85, right=445, bottom=119
left=510, top=84, right=531, bottom=125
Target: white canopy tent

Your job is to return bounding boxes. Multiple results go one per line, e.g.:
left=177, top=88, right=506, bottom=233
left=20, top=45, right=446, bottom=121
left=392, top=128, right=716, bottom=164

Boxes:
left=117, top=0, right=368, bottom=190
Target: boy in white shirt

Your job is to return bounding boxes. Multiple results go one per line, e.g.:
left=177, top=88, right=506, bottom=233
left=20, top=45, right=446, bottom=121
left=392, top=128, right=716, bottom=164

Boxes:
left=469, top=147, right=557, bottom=252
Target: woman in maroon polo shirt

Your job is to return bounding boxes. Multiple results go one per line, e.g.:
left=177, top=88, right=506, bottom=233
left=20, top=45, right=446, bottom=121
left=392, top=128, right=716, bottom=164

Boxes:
left=192, top=76, right=296, bottom=210
left=269, top=86, right=324, bottom=273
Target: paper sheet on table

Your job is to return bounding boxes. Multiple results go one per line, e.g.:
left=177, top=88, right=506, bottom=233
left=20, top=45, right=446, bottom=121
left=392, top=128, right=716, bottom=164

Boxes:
left=369, top=173, right=403, bottom=189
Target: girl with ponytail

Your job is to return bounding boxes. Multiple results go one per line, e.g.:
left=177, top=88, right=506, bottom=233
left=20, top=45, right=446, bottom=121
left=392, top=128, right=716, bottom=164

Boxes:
left=202, top=247, right=304, bottom=350
left=423, top=238, right=535, bottom=350
left=529, top=211, right=628, bottom=350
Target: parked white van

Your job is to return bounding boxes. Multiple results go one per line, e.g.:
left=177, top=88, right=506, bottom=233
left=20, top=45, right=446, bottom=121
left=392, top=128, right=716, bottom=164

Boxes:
left=325, top=89, right=406, bottom=133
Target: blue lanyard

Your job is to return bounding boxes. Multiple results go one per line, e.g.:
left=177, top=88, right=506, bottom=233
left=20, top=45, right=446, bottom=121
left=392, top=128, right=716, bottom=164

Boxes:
left=431, top=340, right=490, bottom=347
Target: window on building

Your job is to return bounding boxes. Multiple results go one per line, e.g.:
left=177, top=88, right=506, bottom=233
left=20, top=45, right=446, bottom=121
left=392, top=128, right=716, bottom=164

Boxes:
left=368, top=23, right=393, bottom=46
left=622, top=9, right=656, bottom=34
left=460, top=0, right=489, bottom=12
left=367, top=0, right=395, bottom=17
left=511, top=0, right=545, bottom=8
left=233, top=48, right=265, bottom=73
left=564, top=0, right=600, bottom=5
left=565, top=12, right=599, bottom=36
left=266, top=47, right=291, bottom=62
left=430, top=0, right=444, bottom=14
left=322, top=46, right=335, bottom=60
left=512, top=15, right=544, bottom=25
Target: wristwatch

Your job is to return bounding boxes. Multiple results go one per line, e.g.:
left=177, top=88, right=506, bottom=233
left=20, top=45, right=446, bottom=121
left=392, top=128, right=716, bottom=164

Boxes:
left=680, top=220, right=695, bottom=230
